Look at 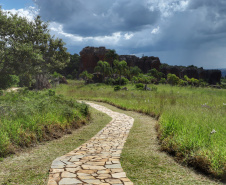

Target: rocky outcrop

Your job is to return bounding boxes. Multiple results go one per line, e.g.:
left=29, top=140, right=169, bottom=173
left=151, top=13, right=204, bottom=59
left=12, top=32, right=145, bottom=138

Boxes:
left=80, top=47, right=161, bottom=74
left=160, top=66, right=222, bottom=85
left=79, top=46, right=221, bottom=85
left=79, top=46, right=109, bottom=73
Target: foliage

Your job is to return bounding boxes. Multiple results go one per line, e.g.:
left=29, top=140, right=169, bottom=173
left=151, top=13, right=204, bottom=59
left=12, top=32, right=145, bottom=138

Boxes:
left=105, top=49, right=118, bottom=66
left=167, top=73, right=179, bottom=85
left=79, top=70, right=93, bottom=83
left=148, top=68, right=164, bottom=80
left=114, top=77, right=129, bottom=85
left=129, top=66, right=142, bottom=79
left=135, top=83, right=144, bottom=89
left=0, top=90, right=89, bottom=157
left=114, top=85, right=121, bottom=91
left=159, top=78, right=167, bottom=84
left=113, top=60, right=128, bottom=85
left=94, top=60, right=112, bottom=81
left=0, top=9, right=70, bottom=89
left=48, top=89, right=55, bottom=96
left=0, top=74, right=19, bottom=89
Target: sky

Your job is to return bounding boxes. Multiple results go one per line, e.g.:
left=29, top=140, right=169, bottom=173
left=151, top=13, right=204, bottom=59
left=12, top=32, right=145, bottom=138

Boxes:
left=0, top=0, right=226, bottom=69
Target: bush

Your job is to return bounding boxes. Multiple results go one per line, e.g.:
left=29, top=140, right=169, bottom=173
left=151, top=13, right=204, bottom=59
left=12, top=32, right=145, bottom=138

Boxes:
left=0, top=74, right=19, bottom=89
left=105, top=78, right=115, bottom=85
left=160, top=78, right=167, bottom=84
left=114, top=77, right=129, bottom=85
left=48, top=89, right=55, bottom=96
left=67, top=74, right=73, bottom=79
left=167, top=73, right=179, bottom=85
left=135, top=83, right=144, bottom=90
left=114, top=85, right=121, bottom=91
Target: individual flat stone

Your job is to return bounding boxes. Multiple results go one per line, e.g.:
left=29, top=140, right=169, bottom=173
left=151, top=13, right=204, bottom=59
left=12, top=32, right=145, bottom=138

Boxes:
left=59, top=178, right=82, bottom=185
left=61, top=171, right=77, bottom=178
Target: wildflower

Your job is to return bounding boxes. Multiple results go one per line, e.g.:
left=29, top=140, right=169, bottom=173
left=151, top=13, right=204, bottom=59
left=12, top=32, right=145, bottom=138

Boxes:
left=210, top=129, right=217, bottom=134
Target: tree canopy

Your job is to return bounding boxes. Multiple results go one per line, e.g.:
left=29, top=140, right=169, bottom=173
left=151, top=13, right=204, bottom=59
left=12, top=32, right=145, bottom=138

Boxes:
left=0, top=9, right=70, bottom=89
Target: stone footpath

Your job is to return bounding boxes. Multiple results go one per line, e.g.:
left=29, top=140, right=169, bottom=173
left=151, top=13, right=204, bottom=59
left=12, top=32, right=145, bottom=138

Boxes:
left=48, top=102, right=134, bottom=185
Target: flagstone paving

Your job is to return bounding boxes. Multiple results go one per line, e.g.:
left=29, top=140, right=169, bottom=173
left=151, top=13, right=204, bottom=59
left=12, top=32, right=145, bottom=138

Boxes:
left=48, top=102, right=134, bottom=185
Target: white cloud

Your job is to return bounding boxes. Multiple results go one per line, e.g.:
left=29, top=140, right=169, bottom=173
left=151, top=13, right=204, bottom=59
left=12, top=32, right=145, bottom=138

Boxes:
left=151, top=26, right=160, bottom=34
left=2, top=6, right=38, bottom=21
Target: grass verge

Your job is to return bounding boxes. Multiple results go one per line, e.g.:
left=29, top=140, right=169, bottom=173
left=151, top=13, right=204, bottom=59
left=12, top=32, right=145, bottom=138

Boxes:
left=94, top=102, right=223, bottom=184
left=0, top=89, right=89, bottom=157
left=0, top=107, right=111, bottom=185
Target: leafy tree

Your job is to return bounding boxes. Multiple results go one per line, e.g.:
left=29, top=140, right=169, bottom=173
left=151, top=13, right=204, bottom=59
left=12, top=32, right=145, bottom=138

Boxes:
left=148, top=68, right=164, bottom=80
left=79, top=70, right=93, bottom=83
left=94, top=60, right=112, bottom=82
left=129, top=66, right=142, bottom=79
left=167, top=73, right=179, bottom=85
left=113, top=60, right=128, bottom=85
left=0, top=9, right=70, bottom=89
left=105, top=49, right=118, bottom=67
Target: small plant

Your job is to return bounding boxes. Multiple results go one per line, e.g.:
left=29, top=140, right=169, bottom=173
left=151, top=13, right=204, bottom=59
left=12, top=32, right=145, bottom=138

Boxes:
left=0, top=90, right=3, bottom=96
left=135, top=83, right=144, bottom=90
left=48, top=89, right=55, bottom=96
left=114, top=85, right=121, bottom=91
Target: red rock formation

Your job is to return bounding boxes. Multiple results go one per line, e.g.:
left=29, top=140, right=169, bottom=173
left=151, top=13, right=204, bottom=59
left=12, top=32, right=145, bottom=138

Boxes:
left=79, top=46, right=109, bottom=73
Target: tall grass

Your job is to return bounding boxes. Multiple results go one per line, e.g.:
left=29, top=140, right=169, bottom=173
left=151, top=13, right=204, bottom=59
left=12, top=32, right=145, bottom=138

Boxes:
left=55, top=80, right=226, bottom=179
left=0, top=89, right=89, bottom=157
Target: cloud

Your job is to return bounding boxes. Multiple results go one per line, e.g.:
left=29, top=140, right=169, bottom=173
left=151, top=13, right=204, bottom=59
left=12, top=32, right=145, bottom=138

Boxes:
left=6, top=0, right=225, bottom=68
left=34, top=0, right=160, bottom=37
left=2, top=6, right=38, bottom=21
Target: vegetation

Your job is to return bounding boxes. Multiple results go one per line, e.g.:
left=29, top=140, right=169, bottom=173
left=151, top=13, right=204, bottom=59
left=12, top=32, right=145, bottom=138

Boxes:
left=0, top=8, right=70, bottom=89
left=0, top=89, right=89, bottom=157
left=0, top=107, right=111, bottom=184
left=55, top=81, right=226, bottom=180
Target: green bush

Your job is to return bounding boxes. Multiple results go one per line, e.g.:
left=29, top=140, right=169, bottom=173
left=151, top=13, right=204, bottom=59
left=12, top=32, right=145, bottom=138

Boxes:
left=105, top=78, right=115, bottom=85
left=0, top=90, right=3, bottom=96
left=114, top=77, right=129, bottom=85
left=114, top=85, right=121, bottom=91
left=167, top=73, right=179, bottom=85
left=0, top=74, right=19, bottom=89
left=135, top=83, right=144, bottom=89
left=67, top=74, right=73, bottom=79
left=48, top=89, right=56, bottom=96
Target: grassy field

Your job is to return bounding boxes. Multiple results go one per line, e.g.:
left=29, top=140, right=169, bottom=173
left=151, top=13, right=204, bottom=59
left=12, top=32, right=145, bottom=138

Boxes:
left=55, top=80, right=226, bottom=180
left=0, top=89, right=89, bottom=158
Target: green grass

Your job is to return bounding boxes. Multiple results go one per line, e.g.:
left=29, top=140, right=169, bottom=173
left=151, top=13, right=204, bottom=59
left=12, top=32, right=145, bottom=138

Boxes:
left=55, top=80, right=226, bottom=180
left=0, top=89, right=89, bottom=157
left=95, top=102, right=222, bottom=184
left=0, top=107, right=112, bottom=184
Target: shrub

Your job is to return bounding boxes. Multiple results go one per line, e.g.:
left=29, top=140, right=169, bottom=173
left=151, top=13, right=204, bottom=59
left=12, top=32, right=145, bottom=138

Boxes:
left=160, top=78, right=167, bottom=84
left=167, top=73, right=179, bottom=85
left=105, top=78, right=115, bottom=85
left=67, top=74, right=73, bottom=79
left=0, top=74, right=19, bottom=89
left=135, top=83, right=144, bottom=90
left=114, top=77, right=129, bottom=85
left=0, top=90, right=3, bottom=96
left=114, top=85, right=121, bottom=91
left=48, top=89, right=55, bottom=96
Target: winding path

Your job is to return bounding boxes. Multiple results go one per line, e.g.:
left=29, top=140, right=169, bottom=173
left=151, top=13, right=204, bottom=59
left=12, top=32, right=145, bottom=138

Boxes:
left=48, top=102, right=134, bottom=185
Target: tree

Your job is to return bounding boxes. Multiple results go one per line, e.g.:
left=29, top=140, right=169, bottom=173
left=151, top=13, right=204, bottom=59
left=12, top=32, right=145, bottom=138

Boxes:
left=167, top=73, right=179, bottom=85
left=113, top=60, right=128, bottom=85
left=129, top=66, right=142, bottom=79
left=79, top=70, right=93, bottom=83
left=105, top=49, right=118, bottom=67
left=0, top=9, right=70, bottom=89
left=94, top=60, right=112, bottom=82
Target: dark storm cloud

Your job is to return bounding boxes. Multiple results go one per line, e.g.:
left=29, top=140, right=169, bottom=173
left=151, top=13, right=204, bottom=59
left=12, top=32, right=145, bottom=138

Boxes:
left=34, top=0, right=160, bottom=36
